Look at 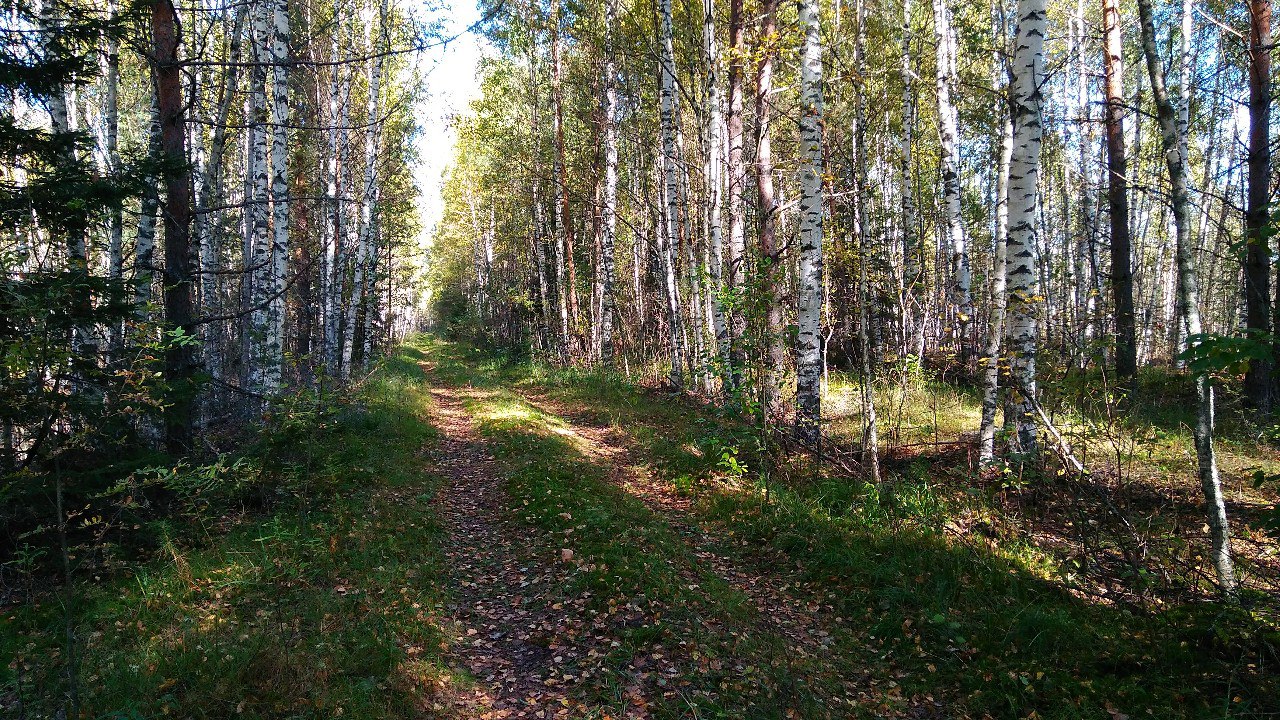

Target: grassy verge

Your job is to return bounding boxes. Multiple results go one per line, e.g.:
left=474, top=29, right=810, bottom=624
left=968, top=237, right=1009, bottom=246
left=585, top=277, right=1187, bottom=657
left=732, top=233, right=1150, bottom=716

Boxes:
left=432, top=338, right=1280, bottom=719
left=2, top=342, right=450, bottom=718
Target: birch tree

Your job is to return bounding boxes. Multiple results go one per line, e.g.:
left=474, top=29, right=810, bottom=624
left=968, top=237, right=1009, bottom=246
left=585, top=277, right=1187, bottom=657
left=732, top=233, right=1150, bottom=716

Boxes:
left=1005, top=0, right=1047, bottom=456
left=658, top=0, right=687, bottom=387
left=703, top=0, right=730, bottom=388
left=597, top=0, right=619, bottom=363
left=932, top=0, right=972, bottom=358
left=1136, top=0, right=1238, bottom=596
left=794, top=0, right=824, bottom=443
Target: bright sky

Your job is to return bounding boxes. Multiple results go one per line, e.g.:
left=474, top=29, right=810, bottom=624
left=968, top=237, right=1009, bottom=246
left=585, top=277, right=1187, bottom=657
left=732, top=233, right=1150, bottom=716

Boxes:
left=410, top=0, right=487, bottom=250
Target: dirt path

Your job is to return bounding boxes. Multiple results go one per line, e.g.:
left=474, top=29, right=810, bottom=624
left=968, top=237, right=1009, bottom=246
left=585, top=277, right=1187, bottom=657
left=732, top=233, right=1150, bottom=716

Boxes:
left=424, top=369, right=874, bottom=717
left=513, top=391, right=867, bottom=711
left=429, top=386, right=583, bottom=719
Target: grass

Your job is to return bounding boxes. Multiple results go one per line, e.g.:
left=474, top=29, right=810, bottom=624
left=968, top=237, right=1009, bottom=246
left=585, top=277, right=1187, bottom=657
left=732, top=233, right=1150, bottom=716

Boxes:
left=423, top=338, right=867, bottom=719
left=430, top=337, right=1279, bottom=719
left=5, top=336, right=1277, bottom=719
left=2, top=341, right=452, bottom=718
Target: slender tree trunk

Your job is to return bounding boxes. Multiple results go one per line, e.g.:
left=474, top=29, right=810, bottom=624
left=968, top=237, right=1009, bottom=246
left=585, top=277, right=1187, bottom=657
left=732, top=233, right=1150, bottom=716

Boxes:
left=598, top=0, right=620, bottom=364
left=1006, top=0, right=1047, bottom=456
left=245, top=0, right=271, bottom=395
left=980, top=98, right=1014, bottom=465
left=795, top=0, right=824, bottom=442
left=153, top=0, right=195, bottom=447
left=264, top=0, right=290, bottom=392
left=659, top=0, right=687, bottom=386
left=552, top=0, right=580, bottom=355
left=1136, top=0, right=1239, bottom=597
left=1073, top=0, right=1098, bottom=357
left=1103, top=0, right=1136, bottom=380
left=932, top=0, right=973, bottom=359
left=136, top=101, right=161, bottom=316
left=756, top=0, right=783, bottom=418
left=1247, top=0, right=1273, bottom=412
left=725, top=0, right=746, bottom=387
left=343, top=0, right=384, bottom=374
left=851, top=0, right=878, bottom=475
left=195, top=5, right=246, bottom=396
left=703, top=0, right=730, bottom=390
left=104, top=0, right=123, bottom=352
left=900, top=0, right=921, bottom=358
left=323, top=27, right=349, bottom=375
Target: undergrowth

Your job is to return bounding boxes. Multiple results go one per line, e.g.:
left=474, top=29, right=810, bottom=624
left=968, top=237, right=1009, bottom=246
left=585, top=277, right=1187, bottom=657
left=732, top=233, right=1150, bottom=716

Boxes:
left=2, top=342, right=450, bottom=718
left=429, top=337, right=1280, bottom=719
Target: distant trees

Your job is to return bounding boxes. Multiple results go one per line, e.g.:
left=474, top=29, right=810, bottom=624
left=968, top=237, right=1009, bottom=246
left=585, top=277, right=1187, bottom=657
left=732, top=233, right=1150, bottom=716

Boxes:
left=1, top=0, right=426, bottom=549
left=428, top=0, right=1273, bottom=598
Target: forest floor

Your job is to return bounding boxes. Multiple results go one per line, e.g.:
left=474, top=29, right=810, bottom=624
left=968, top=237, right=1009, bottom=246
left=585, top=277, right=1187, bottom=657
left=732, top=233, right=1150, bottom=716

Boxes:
left=3, top=336, right=1278, bottom=719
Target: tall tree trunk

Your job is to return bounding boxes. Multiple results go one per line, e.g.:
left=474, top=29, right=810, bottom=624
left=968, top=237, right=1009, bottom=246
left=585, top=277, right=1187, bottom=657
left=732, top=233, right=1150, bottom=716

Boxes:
left=659, top=0, right=687, bottom=387
left=852, top=0, right=878, bottom=476
left=703, top=0, right=730, bottom=390
left=756, top=0, right=783, bottom=418
left=264, top=0, right=289, bottom=393
left=323, top=27, right=349, bottom=375
left=1136, top=0, right=1239, bottom=597
left=932, top=0, right=973, bottom=359
left=1006, top=0, right=1047, bottom=456
left=245, top=0, right=271, bottom=395
left=1103, top=0, right=1136, bottom=380
left=136, top=101, right=161, bottom=316
left=552, top=0, right=580, bottom=356
left=980, top=94, right=1014, bottom=464
left=196, top=5, right=246, bottom=396
left=795, top=0, right=824, bottom=442
left=1247, top=0, right=1273, bottom=412
left=344, top=0, right=384, bottom=374
left=725, top=0, right=746, bottom=387
left=153, top=0, right=195, bottom=447
left=900, top=0, right=922, bottom=358
left=104, top=0, right=123, bottom=352
left=598, top=0, right=620, bottom=364
left=1073, top=0, right=1098, bottom=358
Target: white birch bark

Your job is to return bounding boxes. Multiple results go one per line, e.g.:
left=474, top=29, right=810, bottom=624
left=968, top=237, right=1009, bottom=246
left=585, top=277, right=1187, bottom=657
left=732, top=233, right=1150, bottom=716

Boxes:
left=104, top=0, right=123, bottom=350
left=932, top=0, right=973, bottom=357
left=323, top=20, right=349, bottom=375
left=702, top=0, right=730, bottom=389
left=1136, top=0, right=1238, bottom=596
left=1006, top=0, right=1047, bottom=456
left=263, top=0, right=290, bottom=393
left=136, top=101, right=161, bottom=316
left=980, top=110, right=1013, bottom=464
left=658, top=0, right=686, bottom=386
left=245, top=0, right=271, bottom=395
left=900, top=0, right=921, bottom=356
left=794, top=0, right=824, bottom=442
left=1072, top=0, right=1098, bottom=353
left=196, top=5, right=247, bottom=388
left=598, top=0, right=620, bottom=363
left=343, top=0, right=384, bottom=375
left=852, top=0, right=878, bottom=476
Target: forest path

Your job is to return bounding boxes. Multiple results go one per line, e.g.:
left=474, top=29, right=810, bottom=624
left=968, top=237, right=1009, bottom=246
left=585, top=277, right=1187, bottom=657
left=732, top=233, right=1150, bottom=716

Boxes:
left=420, top=344, right=882, bottom=718
left=428, top=381, right=586, bottom=719
left=510, top=389, right=856, bottom=684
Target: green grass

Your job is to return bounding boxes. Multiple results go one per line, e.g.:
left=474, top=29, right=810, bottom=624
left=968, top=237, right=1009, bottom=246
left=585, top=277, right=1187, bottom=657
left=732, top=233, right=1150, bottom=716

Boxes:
left=2, top=341, right=452, bottom=718
left=6, top=336, right=1276, bottom=719
left=423, top=338, right=867, bottom=719
left=427, top=338, right=1279, bottom=719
